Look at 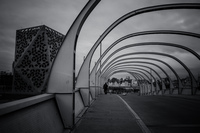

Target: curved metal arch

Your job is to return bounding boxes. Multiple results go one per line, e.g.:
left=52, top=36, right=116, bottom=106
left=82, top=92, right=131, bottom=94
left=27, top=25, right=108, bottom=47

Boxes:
left=95, top=42, right=199, bottom=92
left=97, top=51, right=197, bottom=94
left=47, top=0, right=100, bottom=93
left=132, top=72, right=143, bottom=80
left=131, top=72, right=148, bottom=82
left=128, top=72, right=139, bottom=80
left=98, top=42, right=198, bottom=92
left=100, top=56, right=180, bottom=84
left=91, top=31, right=200, bottom=91
left=123, top=70, right=151, bottom=81
left=100, top=42, right=200, bottom=70
left=102, top=52, right=196, bottom=81
left=98, top=56, right=181, bottom=89
left=92, top=30, right=200, bottom=74
left=105, top=66, right=157, bottom=82
left=122, top=52, right=198, bottom=93
left=76, top=4, right=200, bottom=88
left=45, top=0, right=100, bottom=128
left=108, top=71, right=147, bottom=87
left=107, top=70, right=152, bottom=92
left=104, top=65, right=160, bottom=81
left=103, top=63, right=165, bottom=91
left=108, top=70, right=145, bottom=81
left=107, top=69, right=150, bottom=81
left=102, top=57, right=169, bottom=79
left=102, top=61, right=170, bottom=82
left=107, top=69, right=158, bottom=91
left=129, top=72, right=154, bottom=95
left=106, top=66, right=154, bottom=80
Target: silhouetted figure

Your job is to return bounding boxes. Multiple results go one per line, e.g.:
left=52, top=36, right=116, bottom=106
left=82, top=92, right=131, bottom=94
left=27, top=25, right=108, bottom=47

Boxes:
left=103, top=82, right=108, bottom=94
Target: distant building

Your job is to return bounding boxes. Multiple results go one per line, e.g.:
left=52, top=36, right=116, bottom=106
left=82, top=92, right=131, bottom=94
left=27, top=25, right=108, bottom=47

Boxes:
left=0, top=71, right=13, bottom=94
left=13, top=25, right=64, bottom=95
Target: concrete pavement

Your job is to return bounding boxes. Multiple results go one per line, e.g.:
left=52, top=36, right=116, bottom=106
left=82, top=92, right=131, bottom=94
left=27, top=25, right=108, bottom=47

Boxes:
left=71, top=93, right=200, bottom=133
left=121, top=93, right=200, bottom=133
left=72, top=94, right=144, bottom=133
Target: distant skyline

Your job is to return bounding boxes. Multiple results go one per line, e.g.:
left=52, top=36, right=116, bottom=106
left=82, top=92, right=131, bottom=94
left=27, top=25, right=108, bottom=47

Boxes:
left=0, top=0, right=200, bottom=79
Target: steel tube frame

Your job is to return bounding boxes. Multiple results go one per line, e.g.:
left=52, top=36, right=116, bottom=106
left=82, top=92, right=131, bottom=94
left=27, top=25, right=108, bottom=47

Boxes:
left=77, top=4, right=200, bottom=91
left=100, top=42, right=200, bottom=70
left=105, top=70, right=147, bottom=82
left=101, top=56, right=180, bottom=83
left=105, top=65, right=160, bottom=81
left=132, top=73, right=144, bottom=80
left=91, top=30, right=200, bottom=93
left=104, top=52, right=197, bottom=94
left=92, top=30, right=200, bottom=75
left=105, top=65, right=165, bottom=90
left=107, top=70, right=154, bottom=94
left=106, top=67, right=156, bottom=82
left=99, top=56, right=180, bottom=89
left=102, top=62, right=166, bottom=91
left=46, top=0, right=100, bottom=128
left=47, top=0, right=100, bottom=92
left=130, top=72, right=151, bottom=94
left=94, top=42, right=199, bottom=93
left=102, top=61, right=169, bottom=81
left=97, top=42, right=199, bottom=94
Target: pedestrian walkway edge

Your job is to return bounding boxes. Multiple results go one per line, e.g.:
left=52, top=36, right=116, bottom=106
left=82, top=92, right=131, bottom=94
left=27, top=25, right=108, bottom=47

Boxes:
left=117, top=95, right=151, bottom=133
left=68, top=99, right=97, bottom=133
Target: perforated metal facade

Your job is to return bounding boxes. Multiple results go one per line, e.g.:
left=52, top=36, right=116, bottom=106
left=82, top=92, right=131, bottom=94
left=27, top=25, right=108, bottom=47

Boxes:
left=13, top=25, right=64, bottom=94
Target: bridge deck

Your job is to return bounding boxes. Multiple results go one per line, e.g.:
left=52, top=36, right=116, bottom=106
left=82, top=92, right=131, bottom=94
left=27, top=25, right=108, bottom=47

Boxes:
left=71, top=94, right=143, bottom=133
left=72, top=93, right=200, bottom=133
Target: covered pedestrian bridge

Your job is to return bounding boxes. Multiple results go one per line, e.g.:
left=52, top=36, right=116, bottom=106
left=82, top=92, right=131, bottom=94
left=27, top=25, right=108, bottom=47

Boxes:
left=1, top=1, right=200, bottom=132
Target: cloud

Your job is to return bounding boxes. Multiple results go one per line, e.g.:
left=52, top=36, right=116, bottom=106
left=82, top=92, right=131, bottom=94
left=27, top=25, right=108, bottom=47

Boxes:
left=0, top=0, right=200, bottom=79
left=0, top=0, right=88, bottom=73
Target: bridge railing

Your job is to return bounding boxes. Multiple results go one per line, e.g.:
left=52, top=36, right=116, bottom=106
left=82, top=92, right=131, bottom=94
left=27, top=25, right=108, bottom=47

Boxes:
left=0, top=94, right=67, bottom=133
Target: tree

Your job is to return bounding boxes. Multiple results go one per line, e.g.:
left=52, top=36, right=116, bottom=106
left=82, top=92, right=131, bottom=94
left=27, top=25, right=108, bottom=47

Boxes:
left=119, top=78, right=123, bottom=84
left=124, top=76, right=132, bottom=83
left=111, top=77, right=119, bottom=84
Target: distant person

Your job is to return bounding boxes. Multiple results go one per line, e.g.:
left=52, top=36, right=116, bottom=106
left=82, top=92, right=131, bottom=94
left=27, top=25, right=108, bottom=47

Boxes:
left=103, top=82, right=108, bottom=94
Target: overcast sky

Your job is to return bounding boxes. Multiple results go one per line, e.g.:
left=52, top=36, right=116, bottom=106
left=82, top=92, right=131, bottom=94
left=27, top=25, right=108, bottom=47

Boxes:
left=0, top=0, right=200, bottom=80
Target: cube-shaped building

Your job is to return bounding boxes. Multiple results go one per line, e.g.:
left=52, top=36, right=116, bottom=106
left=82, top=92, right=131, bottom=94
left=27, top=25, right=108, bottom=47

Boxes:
left=13, top=25, right=64, bottom=94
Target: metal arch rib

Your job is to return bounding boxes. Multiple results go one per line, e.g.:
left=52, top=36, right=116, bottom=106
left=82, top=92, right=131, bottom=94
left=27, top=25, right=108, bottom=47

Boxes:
left=131, top=72, right=144, bottom=80
left=92, top=41, right=200, bottom=91
left=100, top=42, right=200, bottom=70
left=101, top=56, right=180, bottom=83
left=90, top=30, right=200, bottom=89
left=77, top=4, right=200, bottom=88
left=105, top=67, right=157, bottom=82
left=103, top=65, right=167, bottom=91
left=101, top=52, right=197, bottom=94
left=92, top=30, right=200, bottom=74
left=106, top=69, right=159, bottom=91
left=106, top=70, right=152, bottom=91
left=104, top=65, right=161, bottom=81
left=103, top=61, right=170, bottom=81
left=107, top=71, right=146, bottom=87
left=47, top=0, right=100, bottom=93
left=99, top=51, right=197, bottom=93
left=107, top=70, right=149, bottom=81
left=97, top=42, right=198, bottom=88
left=45, top=0, right=101, bottom=128
left=99, top=56, right=180, bottom=89
left=102, top=58, right=168, bottom=78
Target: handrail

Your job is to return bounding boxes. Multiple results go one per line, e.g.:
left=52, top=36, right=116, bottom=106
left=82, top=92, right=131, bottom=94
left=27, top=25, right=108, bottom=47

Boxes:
left=0, top=94, right=54, bottom=116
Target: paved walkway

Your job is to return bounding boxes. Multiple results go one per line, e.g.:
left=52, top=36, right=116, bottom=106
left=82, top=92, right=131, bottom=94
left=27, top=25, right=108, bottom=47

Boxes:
left=72, top=94, right=144, bottom=133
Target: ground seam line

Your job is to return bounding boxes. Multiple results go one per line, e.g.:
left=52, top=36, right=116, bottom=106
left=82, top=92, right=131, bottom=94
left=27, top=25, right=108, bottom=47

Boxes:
left=117, top=95, right=151, bottom=133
